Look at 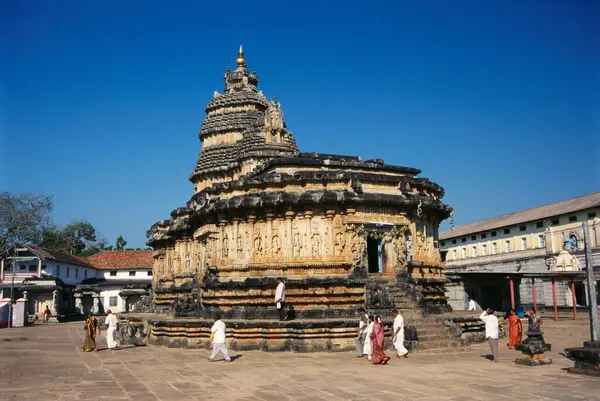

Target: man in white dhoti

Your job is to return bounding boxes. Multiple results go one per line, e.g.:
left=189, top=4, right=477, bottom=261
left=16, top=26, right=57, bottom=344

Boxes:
left=275, top=277, right=287, bottom=321
left=209, top=314, right=231, bottom=362
left=105, top=310, right=119, bottom=350
left=355, top=308, right=369, bottom=358
left=392, top=309, right=408, bottom=359
left=362, top=315, right=375, bottom=360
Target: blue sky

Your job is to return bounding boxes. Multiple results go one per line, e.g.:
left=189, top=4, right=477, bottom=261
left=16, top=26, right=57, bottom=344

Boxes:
left=2, top=1, right=598, bottom=248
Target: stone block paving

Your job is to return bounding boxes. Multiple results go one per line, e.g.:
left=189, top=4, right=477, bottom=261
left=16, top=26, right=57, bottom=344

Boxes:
left=1, top=319, right=599, bottom=401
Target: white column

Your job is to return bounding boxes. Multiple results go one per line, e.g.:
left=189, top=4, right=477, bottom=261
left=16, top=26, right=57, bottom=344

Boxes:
left=37, top=258, right=42, bottom=277
left=1, top=259, right=4, bottom=281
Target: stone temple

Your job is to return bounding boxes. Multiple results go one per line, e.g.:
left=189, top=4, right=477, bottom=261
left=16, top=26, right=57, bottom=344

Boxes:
left=144, top=47, right=453, bottom=351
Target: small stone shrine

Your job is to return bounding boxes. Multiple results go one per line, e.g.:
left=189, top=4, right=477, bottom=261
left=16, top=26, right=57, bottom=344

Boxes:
left=144, top=47, right=453, bottom=351
left=515, top=330, right=553, bottom=366
left=563, top=341, right=600, bottom=375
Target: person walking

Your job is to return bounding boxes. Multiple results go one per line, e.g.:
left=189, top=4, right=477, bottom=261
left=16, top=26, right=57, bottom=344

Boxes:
left=81, top=314, right=99, bottom=352
left=209, top=314, right=231, bottom=362
left=392, top=309, right=409, bottom=359
left=355, top=308, right=369, bottom=358
left=43, top=305, right=51, bottom=326
left=362, top=315, right=375, bottom=360
left=480, top=308, right=499, bottom=362
left=370, top=315, right=390, bottom=365
left=105, top=310, right=119, bottom=351
left=275, top=277, right=287, bottom=321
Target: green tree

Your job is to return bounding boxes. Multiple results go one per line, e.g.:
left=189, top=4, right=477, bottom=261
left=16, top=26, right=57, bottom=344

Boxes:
left=40, top=221, right=98, bottom=255
left=0, top=191, right=53, bottom=250
left=115, top=235, right=127, bottom=251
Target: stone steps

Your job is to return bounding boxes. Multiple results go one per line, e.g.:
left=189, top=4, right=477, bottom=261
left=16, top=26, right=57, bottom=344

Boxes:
left=381, top=280, right=468, bottom=353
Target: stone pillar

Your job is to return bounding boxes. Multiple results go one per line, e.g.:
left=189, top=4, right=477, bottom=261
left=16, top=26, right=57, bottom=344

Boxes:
left=51, top=290, right=59, bottom=315
left=326, top=210, right=335, bottom=256
left=122, top=295, right=128, bottom=313
left=233, top=217, right=241, bottom=260
left=92, top=294, right=100, bottom=314
left=248, top=214, right=256, bottom=259
left=285, top=211, right=294, bottom=257
left=305, top=210, right=313, bottom=257
left=218, top=216, right=228, bottom=261
left=74, top=294, right=83, bottom=315
left=266, top=211, right=274, bottom=257
left=12, top=299, right=27, bottom=327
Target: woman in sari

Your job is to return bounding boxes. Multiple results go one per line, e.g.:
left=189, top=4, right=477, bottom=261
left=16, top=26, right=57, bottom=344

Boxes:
left=370, top=315, right=390, bottom=365
left=507, top=309, right=522, bottom=349
left=81, top=314, right=100, bottom=352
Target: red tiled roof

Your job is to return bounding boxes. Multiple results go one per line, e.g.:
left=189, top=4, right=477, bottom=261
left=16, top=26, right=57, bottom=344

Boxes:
left=85, top=250, right=153, bottom=270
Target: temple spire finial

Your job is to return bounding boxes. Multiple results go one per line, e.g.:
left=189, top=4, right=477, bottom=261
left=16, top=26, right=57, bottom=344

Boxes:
left=236, top=45, right=246, bottom=68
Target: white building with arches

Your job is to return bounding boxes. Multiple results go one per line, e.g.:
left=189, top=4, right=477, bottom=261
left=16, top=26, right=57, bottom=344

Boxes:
left=440, top=192, right=600, bottom=312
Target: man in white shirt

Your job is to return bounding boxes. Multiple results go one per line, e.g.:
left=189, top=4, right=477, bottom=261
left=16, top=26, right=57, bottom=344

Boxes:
left=392, top=309, right=409, bottom=359
left=275, top=277, right=287, bottom=321
left=479, top=308, right=499, bottom=362
left=209, top=314, right=231, bottom=362
left=104, top=310, right=119, bottom=350
left=362, top=315, right=375, bottom=360
left=355, top=308, right=369, bottom=358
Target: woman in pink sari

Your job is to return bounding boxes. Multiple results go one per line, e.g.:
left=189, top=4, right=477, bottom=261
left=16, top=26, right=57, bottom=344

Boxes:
left=370, top=315, right=390, bottom=365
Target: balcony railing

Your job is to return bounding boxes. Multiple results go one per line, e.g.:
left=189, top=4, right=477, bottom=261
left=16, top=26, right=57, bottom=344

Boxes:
left=1, top=271, right=40, bottom=284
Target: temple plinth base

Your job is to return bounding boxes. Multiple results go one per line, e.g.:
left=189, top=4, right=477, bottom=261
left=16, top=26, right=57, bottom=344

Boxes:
left=515, top=331, right=553, bottom=366
left=563, top=341, right=600, bottom=376
left=148, top=318, right=362, bottom=352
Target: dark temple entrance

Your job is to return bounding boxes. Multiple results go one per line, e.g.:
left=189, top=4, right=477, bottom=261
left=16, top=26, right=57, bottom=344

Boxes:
left=367, top=237, right=382, bottom=274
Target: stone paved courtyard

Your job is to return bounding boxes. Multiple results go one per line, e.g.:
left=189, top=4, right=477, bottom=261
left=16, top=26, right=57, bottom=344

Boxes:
left=1, top=318, right=599, bottom=401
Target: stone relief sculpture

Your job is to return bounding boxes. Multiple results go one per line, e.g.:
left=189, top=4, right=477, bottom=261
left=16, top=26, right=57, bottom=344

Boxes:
left=222, top=234, right=229, bottom=258
left=205, top=238, right=213, bottom=268
left=245, top=231, right=251, bottom=254
left=394, top=233, right=407, bottom=267
left=184, top=253, right=190, bottom=271
left=236, top=235, right=243, bottom=258
left=311, top=232, right=322, bottom=255
left=272, top=234, right=281, bottom=256
left=334, top=232, right=346, bottom=255
left=292, top=231, right=302, bottom=255
left=254, top=234, right=263, bottom=255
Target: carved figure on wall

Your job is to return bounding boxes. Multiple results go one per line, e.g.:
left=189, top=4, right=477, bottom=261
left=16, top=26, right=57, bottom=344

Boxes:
left=268, top=99, right=284, bottom=130
left=205, top=238, right=213, bottom=267
left=237, top=235, right=243, bottom=257
left=272, top=234, right=281, bottom=256
left=334, top=232, right=346, bottom=255
left=254, top=235, right=263, bottom=255
left=245, top=231, right=251, bottom=254
left=394, top=233, right=407, bottom=266
left=324, top=229, right=331, bottom=255
left=222, top=234, right=229, bottom=258
left=406, top=232, right=413, bottom=262
left=293, top=231, right=302, bottom=255
left=311, top=232, right=322, bottom=255
left=196, top=249, right=202, bottom=269
left=184, top=253, right=190, bottom=271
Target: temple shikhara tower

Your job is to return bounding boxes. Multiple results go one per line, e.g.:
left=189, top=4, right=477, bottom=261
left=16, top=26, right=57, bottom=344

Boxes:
left=146, top=47, right=453, bottom=350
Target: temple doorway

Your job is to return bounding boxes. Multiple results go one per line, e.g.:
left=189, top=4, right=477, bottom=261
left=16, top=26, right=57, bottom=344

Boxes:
left=367, top=237, right=383, bottom=274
